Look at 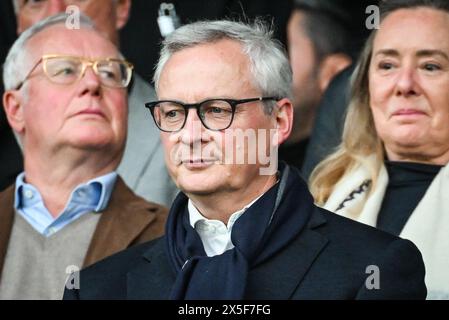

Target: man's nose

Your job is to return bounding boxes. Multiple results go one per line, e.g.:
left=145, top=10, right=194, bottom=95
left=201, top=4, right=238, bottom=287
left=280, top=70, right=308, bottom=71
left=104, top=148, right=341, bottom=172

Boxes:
left=179, top=109, right=205, bottom=145
left=79, top=67, right=101, bottom=96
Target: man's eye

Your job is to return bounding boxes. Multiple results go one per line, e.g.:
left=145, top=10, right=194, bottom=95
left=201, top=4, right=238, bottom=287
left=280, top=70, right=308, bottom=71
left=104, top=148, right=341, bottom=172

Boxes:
left=166, top=110, right=178, bottom=118
left=52, top=67, right=76, bottom=76
left=210, top=107, right=223, bottom=114
left=202, top=104, right=232, bottom=115
left=99, top=69, right=118, bottom=80
left=163, top=109, right=184, bottom=119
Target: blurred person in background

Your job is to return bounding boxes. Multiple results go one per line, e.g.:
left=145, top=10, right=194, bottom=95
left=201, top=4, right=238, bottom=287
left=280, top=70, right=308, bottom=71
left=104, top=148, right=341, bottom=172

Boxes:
left=280, top=0, right=372, bottom=169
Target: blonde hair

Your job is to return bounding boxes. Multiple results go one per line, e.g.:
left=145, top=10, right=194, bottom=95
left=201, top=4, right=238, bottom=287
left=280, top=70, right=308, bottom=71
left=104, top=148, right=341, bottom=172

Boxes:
left=309, top=0, right=449, bottom=205
left=309, top=32, right=384, bottom=205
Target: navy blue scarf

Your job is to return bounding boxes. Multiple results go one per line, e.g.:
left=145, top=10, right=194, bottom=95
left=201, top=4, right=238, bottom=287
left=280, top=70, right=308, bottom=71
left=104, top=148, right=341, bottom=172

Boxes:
left=166, top=164, right=314, bottom=299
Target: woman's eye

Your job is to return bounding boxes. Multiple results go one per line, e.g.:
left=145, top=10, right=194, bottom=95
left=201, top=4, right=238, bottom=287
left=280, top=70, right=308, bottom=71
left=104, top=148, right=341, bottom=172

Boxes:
left=422, top=63, right=441, bottom=72
left=378, top=62, right=394, bottom=70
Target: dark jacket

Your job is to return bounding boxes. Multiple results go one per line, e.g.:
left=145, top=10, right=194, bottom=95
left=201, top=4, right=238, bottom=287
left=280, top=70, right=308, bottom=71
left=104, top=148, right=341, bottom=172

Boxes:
left=63, top=178, right=427, bottom=300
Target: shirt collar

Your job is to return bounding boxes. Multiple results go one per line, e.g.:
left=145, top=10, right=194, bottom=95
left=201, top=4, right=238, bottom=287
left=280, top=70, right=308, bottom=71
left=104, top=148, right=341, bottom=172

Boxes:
left=14, top=171, right=118, bottom=212
left=188, top=195, right=262, bottom=230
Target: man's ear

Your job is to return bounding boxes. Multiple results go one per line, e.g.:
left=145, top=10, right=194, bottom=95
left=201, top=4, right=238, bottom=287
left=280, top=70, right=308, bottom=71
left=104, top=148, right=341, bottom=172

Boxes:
left=274, top=98, right=294, bottom=146
left=3, top=91, right=26, bottom=134
left=115, top=0, right=132, bottom=30
left=318, top=53, right=352, bottom=93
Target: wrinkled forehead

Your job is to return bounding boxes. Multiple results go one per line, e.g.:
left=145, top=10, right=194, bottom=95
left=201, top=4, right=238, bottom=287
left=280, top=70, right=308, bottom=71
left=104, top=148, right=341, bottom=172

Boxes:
left=26, top=23, right=120, bottom=61
left=374, top=8, right=449, bottom=51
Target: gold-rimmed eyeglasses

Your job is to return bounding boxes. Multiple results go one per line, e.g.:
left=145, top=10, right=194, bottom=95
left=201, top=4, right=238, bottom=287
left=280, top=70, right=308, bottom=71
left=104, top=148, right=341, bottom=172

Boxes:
left=15, top=54, right=134, bottom=90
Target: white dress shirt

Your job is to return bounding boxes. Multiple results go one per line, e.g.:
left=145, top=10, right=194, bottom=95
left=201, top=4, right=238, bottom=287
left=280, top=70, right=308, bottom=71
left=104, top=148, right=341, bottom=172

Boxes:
left=188, top=197, right=261, bottom=257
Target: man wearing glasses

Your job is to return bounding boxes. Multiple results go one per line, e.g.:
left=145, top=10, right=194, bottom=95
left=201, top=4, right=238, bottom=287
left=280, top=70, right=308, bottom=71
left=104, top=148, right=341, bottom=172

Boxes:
left=64, top=20, right=426, bottom=300
left=0, top=14, right=167, bottom=300
left=11, top=0, right=178, bottom=207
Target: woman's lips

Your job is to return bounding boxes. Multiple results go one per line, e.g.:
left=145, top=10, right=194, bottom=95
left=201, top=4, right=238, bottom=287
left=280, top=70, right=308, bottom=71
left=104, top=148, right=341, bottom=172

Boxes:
left=392, top=109, right=426, bottom=116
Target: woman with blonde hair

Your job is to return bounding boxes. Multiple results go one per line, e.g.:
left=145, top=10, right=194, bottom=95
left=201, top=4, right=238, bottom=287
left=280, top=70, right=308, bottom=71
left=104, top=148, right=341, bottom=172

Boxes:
left=310, top=0, right=449, bottom=299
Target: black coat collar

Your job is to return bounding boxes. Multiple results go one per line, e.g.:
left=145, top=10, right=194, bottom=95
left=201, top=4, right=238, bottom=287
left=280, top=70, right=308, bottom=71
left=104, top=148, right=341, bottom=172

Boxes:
left=126, top=207, right=328, bottom=300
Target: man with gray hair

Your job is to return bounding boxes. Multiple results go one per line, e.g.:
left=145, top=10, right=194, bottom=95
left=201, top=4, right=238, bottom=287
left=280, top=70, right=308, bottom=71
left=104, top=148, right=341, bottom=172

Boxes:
left=0, top=13, right=167, bottom=300
left=11, top=0, right=177, bottom=206
left=64, top=19, right=426, bottom=300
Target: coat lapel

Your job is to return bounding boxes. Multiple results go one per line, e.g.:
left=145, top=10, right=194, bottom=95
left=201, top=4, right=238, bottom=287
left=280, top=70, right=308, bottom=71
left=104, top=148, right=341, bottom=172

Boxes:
left=124, top=209, right=329, bottom=300
left=246, top=208, right=329, bottom=299
left=83, top=177, right=159, bottom=267
left=0, top=185, right=15, bottom=279
left=126, top=238, right=175, bottom=299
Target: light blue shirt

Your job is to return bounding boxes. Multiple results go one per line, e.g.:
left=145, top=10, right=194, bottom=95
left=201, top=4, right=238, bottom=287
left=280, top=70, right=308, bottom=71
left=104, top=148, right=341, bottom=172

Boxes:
left=14, top=172, right=118, bottom=237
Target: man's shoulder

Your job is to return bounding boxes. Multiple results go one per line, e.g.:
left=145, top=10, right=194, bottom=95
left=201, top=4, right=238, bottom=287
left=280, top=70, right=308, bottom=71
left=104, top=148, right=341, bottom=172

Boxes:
left=84, top=237, right=165, bottom=274
left=66, top=237, right=167, bottom=299
left=111, top=176, right=168, bottom=214
left=318, top=207, right=395, bottom=240
left=286, top=207, right=426, bottom=299
left=0, top=183, right=14, bottom=204
left=315, top=206, right=419, bottom=254
left=94, top=176, right=168, bottom=251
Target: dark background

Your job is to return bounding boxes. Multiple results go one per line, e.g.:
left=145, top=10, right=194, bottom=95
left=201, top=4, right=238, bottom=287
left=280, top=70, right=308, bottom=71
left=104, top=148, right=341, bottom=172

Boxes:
left=0, top=0, right=295, bottom=84
left=0, top=0, right=292, bottom=190
left=120, top=0, right=293, bottom=83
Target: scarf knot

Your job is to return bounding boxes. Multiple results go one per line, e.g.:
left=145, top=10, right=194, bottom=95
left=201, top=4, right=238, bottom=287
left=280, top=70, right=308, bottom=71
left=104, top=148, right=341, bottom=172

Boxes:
left=166, top=164, right=314, bottom=299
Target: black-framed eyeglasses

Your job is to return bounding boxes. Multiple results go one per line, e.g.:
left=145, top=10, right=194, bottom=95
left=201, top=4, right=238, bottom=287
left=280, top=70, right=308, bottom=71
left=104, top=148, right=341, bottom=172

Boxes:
left=145, top=97, right=278, bottom=132
left=15, top=54, right=134, bottom=90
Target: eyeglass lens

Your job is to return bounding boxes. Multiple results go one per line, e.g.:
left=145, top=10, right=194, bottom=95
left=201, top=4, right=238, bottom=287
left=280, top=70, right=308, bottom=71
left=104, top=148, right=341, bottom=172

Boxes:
left=153, top=100, right=234, bottom=131
left=44, top=57, right=131, bottom=88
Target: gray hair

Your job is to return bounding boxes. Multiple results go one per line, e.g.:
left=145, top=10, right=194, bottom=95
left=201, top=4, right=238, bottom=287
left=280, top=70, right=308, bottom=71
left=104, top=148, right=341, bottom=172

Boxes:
left=3, top=13, right=95, bottom=91
left=153, top=19, right=292, bottom=114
